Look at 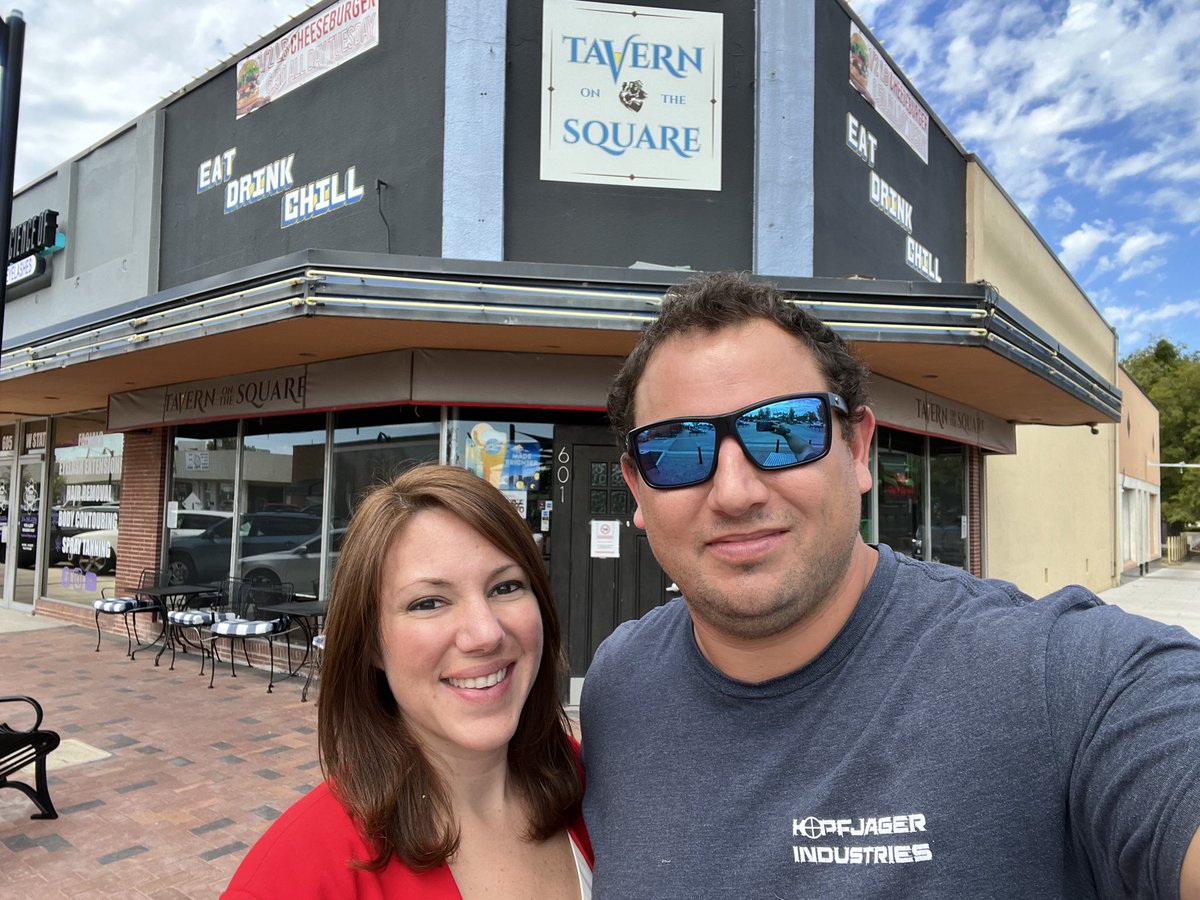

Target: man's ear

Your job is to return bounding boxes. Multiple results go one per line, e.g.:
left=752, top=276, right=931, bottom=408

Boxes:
left=620, top=454, right=647, bottom=529
left=847, top=405, right=876, bottom=496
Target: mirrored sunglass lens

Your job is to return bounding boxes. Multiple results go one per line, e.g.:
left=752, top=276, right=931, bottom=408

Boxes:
left=735, top=397, right=828, bottom=468
left=632, top=420, right=717, bottom=485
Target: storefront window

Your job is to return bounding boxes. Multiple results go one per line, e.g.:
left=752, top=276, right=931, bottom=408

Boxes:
left=324, top=406, right=441, bottom=597
left=876, top=429, right=925, bottom=559
left=928, top=439, right=966, bottom=567
left=235, top=414, right=327, bottom=592
left=168, top=422, right=238, bottom=585
left=446, top=412, right=555, bottom=565
left=43, top=413, right=124, bottom=606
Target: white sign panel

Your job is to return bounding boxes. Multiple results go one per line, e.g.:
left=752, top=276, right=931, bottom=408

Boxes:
left=5, top=254, right=40, bottom=287
left=541, top=0, right=723, bottom=190
left=590, top=519, right=621, bottom=558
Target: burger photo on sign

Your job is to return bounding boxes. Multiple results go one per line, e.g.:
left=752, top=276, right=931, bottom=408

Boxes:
left=236, top=58, right=269, bottom=116
left=849, top=30, right=871, bottom=100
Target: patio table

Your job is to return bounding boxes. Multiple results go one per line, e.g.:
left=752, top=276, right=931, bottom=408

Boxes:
left=128, top=583, right=223, bottom=664
left=256, top=598, right=328, bottom=692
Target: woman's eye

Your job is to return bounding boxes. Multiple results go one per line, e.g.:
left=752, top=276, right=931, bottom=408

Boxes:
left=408, top=597, right=444, bottom=612
left=492, top=580, right=526, bottom=597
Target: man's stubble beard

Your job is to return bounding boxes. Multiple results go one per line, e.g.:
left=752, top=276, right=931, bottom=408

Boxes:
left=679, top=518, right=859, bottom=642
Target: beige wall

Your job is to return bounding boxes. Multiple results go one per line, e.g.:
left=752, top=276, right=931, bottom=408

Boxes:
left=1117, top=369, right=1160, bottom=486
left=1117, top=368, right=1161, bottom=570
left=966, top=163, right=1115, bottom=377
left=985, top=425, right=1117, bottom=594
left=967, top=160, right=1119, bottom=593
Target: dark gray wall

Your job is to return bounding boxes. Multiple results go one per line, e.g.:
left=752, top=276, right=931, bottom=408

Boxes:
left=159, top=1, right=446, bottom=290
left=812, top=1, right=965, bottom=282
left=503, top=0, right=754, bottom=271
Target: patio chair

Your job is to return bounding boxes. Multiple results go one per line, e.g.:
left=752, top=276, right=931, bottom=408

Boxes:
left=165, top=576, right=239, bottom=673
left=301, top=632, right=325, bottom=703
left=92, top=567, right=165, bottom=657
left=208, top=581, right=296, bottom=693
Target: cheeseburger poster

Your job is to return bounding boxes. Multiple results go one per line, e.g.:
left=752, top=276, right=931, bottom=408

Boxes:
left=848, top=24, right=929, bottom=164
left=235, top=0, right=380, bottom=119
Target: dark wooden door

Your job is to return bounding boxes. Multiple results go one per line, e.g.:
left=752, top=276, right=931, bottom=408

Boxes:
left=550, top=426, right=670, bottom=678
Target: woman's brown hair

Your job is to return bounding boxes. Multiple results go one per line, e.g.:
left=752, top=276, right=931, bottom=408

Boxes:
left=317, top=464, right=581, bottom=870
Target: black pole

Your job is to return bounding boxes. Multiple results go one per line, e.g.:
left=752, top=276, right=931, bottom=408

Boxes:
left=0, top=10, right=27, bottom=362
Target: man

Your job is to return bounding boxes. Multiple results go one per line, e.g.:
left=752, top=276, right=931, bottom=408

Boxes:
left=581, top=272, right=1200, bottom=898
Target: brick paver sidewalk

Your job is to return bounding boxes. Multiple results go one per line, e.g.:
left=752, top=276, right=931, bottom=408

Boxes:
left=1, top=622, right=319, bottom=898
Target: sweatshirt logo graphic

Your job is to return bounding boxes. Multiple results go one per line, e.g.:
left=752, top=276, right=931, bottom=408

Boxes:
left=791, top=812, right=933, bottom=865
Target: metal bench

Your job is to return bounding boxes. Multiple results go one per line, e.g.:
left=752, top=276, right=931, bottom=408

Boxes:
left=0, top=695, right=61, bottom=819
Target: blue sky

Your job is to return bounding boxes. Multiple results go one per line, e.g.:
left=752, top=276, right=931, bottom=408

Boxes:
left=9, top=1, right=1198, bottom=357
left=851, top=0, right=1200, bottom=357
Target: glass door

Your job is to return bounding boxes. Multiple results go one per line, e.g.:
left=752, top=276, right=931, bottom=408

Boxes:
left=928, top=439, right=967, bottom=567
left=0, top=459, right=10, bottom=603
left=876, top=430, right=925, bottom=559
left=14, top=459, right=44, bottom=606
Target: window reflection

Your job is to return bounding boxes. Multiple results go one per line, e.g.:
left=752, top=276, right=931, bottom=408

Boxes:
left=168, top=422, right=237, bottom=585
left=447, top=414, right=555, bottom=566
left=44, top=414, right=121, bottom=606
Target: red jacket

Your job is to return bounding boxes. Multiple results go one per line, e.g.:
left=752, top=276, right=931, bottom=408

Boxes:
left=224, top=746, right=591, bottom=899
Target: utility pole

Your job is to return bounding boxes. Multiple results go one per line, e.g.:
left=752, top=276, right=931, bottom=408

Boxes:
left=0, top=10, right=26, bottom=360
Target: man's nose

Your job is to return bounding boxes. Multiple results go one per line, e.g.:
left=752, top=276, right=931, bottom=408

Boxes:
left=456, top=598, right=505, bottom=653
left=706, top=435, right=771, bottom=514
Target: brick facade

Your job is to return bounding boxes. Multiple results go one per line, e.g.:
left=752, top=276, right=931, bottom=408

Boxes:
left=969, top=446, right=983, bottom=577
left=114, top=429, right=169, bottom=593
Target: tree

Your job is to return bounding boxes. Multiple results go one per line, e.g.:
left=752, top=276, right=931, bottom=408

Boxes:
left=1122, top=339, right=1200, bottom=528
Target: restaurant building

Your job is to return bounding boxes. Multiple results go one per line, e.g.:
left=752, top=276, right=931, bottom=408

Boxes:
left=0, top=0, right=1133, bottom=692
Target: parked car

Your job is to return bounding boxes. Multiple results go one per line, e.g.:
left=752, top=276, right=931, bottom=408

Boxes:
left=168, top=512, right=320, bottom=584
left=239, top=529, right=346, bottom=590
left=170, top=509, right=232, bottom=538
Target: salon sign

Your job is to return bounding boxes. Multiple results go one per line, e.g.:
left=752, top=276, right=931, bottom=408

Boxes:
left=540, top=0, right=723, bottom=191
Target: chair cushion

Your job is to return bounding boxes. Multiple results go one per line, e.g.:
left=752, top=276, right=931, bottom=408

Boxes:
left=212, top=617, right=290, bottom=637
left=169, top=609, right=218, bottom=626
left=312, top=634, right=325, bottom=650
left=94, top=597, right=156, bottom=614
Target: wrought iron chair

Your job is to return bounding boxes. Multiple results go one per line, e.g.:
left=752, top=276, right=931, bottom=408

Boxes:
left=207, top=581, right=296, bottom=693
left=302, top=632, right=325, bottom=703
left=165, top=576, right=239, bottom=672
left=92, top=567, right=165, bottom=657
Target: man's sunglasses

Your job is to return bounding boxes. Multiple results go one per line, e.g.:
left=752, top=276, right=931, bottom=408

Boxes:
left=625, top=392, right=850, bottom=489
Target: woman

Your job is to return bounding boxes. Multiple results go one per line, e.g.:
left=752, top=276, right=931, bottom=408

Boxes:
left=224, top=465, right=591, bottom=898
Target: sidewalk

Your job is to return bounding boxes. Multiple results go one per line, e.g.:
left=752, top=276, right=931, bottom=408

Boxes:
left=1, top=616, right=319, bottom=898
left=1098, top=556, right=1200, bottom=639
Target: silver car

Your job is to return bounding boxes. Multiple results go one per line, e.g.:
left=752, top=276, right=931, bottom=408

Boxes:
left=238, top=529, right=345, bottom=591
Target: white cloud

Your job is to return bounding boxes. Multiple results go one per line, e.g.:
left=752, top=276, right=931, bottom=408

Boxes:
left=1116, top=256, right=1166, bottom=282
left=1104, top=298, right=1200, bottom=349
left=1115, top=228, right=1171, bottom=265
left=1048, top=196, right=1076, bottom=221
left=1059, top=220, right=1115, bottom=271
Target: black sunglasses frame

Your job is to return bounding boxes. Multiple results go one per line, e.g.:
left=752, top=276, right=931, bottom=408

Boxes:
left=625, top=391, right=851, bottom=489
